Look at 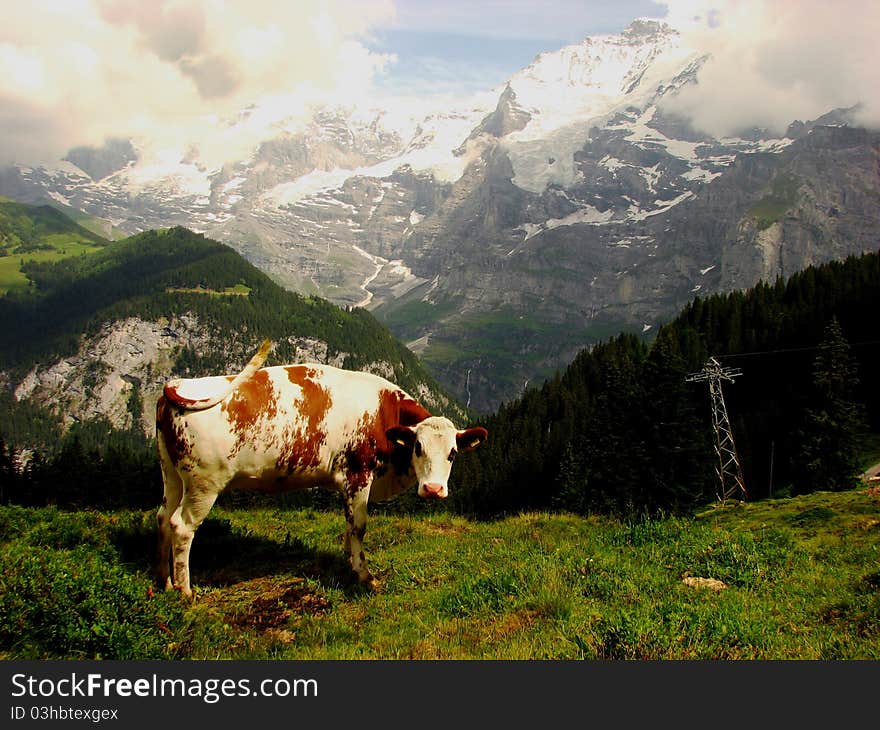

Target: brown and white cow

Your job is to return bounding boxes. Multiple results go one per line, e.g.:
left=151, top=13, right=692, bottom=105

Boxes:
left=155, top=340, right=487, bottom=597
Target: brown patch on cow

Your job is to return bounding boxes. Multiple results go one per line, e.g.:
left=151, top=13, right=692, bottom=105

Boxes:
left=156, top=395, right=191, bottom=465
left=373, top=389, right=430, bottom=453
left=398, top=393, right=432, bottom=427
left=221, top=369, right=278, bottom=457
left=344, top=410, right=381, bottom=493
left=226, top=466, right=331, bottom=494
left=274, top=366, right=333, bottom=473
left=345, top=389, right=431, bottom=489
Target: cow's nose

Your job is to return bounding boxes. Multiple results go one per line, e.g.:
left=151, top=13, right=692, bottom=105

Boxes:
left=422, top=483, right=445, bottom=498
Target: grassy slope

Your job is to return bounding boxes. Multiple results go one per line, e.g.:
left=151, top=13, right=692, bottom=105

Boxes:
left=0, top=199, right=109, bottom=295
left=1, top=487, right=877, bottom=660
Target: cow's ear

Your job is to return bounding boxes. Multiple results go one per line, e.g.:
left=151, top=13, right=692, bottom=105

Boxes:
left=386, top=425, right=416, bottom=449
left=457, top=427, right=488, bottom=451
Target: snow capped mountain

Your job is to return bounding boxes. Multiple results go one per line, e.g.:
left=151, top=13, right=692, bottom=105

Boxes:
left=508, top=20, right=693, bottom=136
left=2, top=19, right=878, bottom=412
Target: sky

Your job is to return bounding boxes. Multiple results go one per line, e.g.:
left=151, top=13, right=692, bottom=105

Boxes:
left=0, top=0, right=877, bottom=167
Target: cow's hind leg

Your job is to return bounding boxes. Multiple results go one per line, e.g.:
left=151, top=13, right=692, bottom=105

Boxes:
left=156, top=439, right=183, bottom=590
left=344, top=481, right=378, bottom=589
left=170, top=477, right=221, bottom=598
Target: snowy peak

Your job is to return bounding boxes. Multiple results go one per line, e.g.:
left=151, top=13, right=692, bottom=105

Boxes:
left=506, top=20, right=693, bottom=134
left=517, top=20, right=679, bottom=90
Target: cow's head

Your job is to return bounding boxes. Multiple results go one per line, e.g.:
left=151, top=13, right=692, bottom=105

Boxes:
left=386, top=416, right=487, bottom=499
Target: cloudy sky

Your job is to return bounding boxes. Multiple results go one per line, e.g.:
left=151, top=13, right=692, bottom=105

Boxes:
left=0, top=0, right=877, bottom=166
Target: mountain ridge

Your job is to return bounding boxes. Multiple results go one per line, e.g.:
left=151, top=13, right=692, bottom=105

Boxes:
left=1, top=20, right=877, bottom=411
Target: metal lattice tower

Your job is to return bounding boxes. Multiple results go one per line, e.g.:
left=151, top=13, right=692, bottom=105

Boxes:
left=686, top=357, right=748, bottom=503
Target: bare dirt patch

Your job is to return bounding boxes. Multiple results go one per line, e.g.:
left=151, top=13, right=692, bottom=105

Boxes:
left=201, top=576, right=331, bottom=632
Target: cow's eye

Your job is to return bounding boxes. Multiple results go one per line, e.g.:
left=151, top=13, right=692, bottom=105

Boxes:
left=414, top=441, right=423, bottom=457
left=448, top=448, right=457, bottom=462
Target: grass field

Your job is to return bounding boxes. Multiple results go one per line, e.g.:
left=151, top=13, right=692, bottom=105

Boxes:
left=0, top=198, right=112, bottom=295
left=164, top=284, right=252, bottom=297
left=0, top=240, right=108, bottom=296
left=0, top=487, right=877, bottom=660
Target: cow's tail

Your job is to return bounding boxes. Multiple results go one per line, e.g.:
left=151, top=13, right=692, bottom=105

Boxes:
left=163, top=339, right=273, bottom=411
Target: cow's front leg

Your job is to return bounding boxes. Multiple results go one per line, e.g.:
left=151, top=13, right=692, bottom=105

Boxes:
left=344, top=480, right=378, bottom=589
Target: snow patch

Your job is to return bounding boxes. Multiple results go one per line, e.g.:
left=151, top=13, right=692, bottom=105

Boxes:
left=526, top=205, right=616, bottom=240
left=47, top=190, right=71, bottom=206
left=627, top=190, right=694, bottom=220
left=600, top=155, right=627, bottom=172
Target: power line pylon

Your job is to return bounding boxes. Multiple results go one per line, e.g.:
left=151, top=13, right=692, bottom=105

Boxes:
left=686, top=357, right=748, bottom=503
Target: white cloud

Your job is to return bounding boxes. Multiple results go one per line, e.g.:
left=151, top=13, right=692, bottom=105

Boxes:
left=388, top=0, right=666, bottom=41
left=659, top=0, right=880, bottom=136
left=0, top=0, right=396, bottom=165
left=2, top=0, right=877, bottom=167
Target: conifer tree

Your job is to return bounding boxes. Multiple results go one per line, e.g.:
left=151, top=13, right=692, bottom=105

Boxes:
left=793, top=318, right=867, bottom=493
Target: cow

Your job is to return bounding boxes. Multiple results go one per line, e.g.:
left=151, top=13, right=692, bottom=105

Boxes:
left=155, top=340, right=487, bottom=597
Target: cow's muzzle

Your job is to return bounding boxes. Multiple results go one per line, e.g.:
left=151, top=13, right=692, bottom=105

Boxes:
left=421, top=483, right=447, bottom=499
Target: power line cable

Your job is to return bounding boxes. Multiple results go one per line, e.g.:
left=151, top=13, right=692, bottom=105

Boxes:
left=715, top=339, right=880, bottom=360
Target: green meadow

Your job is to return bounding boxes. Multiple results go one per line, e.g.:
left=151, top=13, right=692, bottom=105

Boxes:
left=1, top=487, right=877, bottom=660
left=0, top=198, right=111, bottom=296
left=0, top=240, right=108, bottom=296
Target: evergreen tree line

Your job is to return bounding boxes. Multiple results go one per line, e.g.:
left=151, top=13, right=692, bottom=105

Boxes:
left=0, top=418, right=159, bottom=509
left=448, top=250, right=879, bottom=518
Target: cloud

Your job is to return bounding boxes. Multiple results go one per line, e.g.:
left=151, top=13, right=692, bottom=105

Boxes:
left=0, top=0, right=396, bottom=166
left=659, top=0, right=880, bottom=136
left=388, top=0, right=667, bottom=42
left=3, top=0, right=876, bottom=168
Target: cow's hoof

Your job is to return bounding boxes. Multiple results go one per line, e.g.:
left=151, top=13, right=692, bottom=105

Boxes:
left=355, top=572, right=382, bottom=592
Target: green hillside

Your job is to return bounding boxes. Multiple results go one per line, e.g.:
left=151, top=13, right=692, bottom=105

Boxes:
left=0, top=487, right=877, bottom=659
left=0, top=198, right=109, bottom=295
left=0, top=225, right=460, bottom=412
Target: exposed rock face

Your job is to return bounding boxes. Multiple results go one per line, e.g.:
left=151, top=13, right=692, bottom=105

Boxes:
left=464, top=84, right=532, bottom=143
left=368, top=117, right=880, bottom=411
left=14, top=315, right=209, bottom=435
left=10, top=316, right=355, bottom=437
left=63, top=139, right=138, bottom=182
left=6, top=313, right=465, bottom=439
